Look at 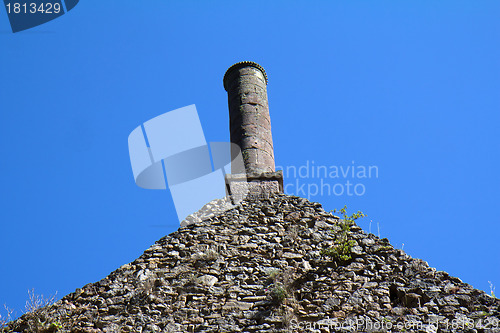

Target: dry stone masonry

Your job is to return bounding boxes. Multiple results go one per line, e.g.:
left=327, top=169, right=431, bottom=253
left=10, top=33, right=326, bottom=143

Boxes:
left=223, top=62, right=283, bottom=202
left=4, top=194, right=499, bottom=332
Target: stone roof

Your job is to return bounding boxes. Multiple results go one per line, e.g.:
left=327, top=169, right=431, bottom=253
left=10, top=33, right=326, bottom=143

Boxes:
left=3, top=194, right=500, bottom=332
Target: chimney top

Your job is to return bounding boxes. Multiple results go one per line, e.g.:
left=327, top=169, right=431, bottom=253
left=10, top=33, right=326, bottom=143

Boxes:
left=223, top=61, right=268, bottom=91
left=223, top=61, right=283, bottom=202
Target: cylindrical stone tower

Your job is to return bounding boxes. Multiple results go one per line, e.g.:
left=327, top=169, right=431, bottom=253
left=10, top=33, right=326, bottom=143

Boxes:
left=223, top=61, right=275, bottom=175
left=223, top=61, right=283, bottom=202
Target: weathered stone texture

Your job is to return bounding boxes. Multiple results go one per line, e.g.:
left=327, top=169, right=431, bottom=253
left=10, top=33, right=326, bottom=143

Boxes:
left=223, top=62, right=283, bottom=202
left=226, top=179, right=281, bottom=203
left=224, top=61, right=275, bottom=175
left=4, top=194, right=499, bottom=332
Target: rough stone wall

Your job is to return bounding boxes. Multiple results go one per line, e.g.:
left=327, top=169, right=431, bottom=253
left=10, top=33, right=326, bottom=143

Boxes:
left=3, top=194, right=500, bottom=332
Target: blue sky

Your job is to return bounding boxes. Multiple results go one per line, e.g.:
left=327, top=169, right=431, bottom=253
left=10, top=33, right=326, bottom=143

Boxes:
left=1, top=1, right=499, bottom=319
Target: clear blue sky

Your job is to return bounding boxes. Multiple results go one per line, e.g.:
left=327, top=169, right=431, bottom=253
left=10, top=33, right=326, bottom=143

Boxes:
left=1, top=1, right=499, bottom=319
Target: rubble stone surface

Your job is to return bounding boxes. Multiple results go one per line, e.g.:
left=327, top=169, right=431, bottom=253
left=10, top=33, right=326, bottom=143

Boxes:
left=3, top=194, right=499, bottom=332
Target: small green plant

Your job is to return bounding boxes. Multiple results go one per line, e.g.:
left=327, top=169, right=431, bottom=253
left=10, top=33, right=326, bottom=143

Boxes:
left=48, top=321, right=62, bottom=331
left=320, top=240, right=356, bottom=261
left=321, top=206, right=366, bottom=262
left=265, top=268, right=295, bottom=307
left=263, top=268, right=299, bottom=327
left=269, top=284, right=288, bottom=304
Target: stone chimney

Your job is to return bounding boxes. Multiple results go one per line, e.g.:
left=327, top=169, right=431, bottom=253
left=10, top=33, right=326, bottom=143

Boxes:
left=223, top=61, right=283, bottom=202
